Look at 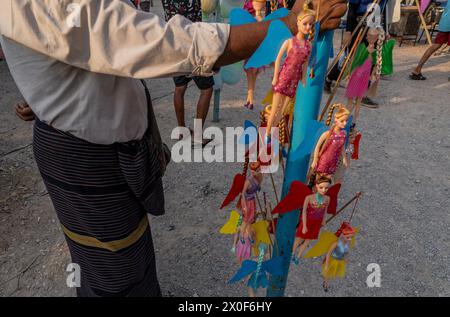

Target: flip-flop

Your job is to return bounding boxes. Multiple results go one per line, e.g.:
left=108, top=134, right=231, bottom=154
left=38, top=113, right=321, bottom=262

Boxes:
left=409, top=73, right=426, bottom=80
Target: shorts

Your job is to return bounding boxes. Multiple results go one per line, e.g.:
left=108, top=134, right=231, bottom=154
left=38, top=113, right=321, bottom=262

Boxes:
left=435, top=32, right=450, bottom=45
left=173, top=75, right=214, bottom=90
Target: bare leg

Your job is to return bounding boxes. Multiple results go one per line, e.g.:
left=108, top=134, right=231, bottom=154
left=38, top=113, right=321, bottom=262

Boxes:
left=347, top=98, right=354, bottom=113
left=248, top=287, right=256, bottom=297
left=196, top=87, right=213, bottom=125
left=296, top=239, right=311, bottom=258
left=174, top=85, right=188, bottom=127
left=292, top=237, right=304, bottom=254
left=354, top=98, right=362, bottom=122
left=413, top=43, right=443, bottom=74
left=267, top=93, right=286, bottom=138
left=246, top=69, right=258, bottom=104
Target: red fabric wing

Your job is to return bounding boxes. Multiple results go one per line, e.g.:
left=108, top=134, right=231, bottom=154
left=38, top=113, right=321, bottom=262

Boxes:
left=220, top=174, right=246, bottom=209
left=351, top=133, right=362, bottom=160
left=271, top=181, right=312, bottom=215
left=326, top=183, right=342, bottom=215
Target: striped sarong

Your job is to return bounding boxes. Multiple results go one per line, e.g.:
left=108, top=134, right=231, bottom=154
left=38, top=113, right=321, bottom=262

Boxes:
left=33, top=117, right=164, bottom=297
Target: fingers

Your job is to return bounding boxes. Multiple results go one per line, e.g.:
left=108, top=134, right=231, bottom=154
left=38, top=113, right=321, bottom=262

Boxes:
left=320, top=2, right=348, bottom=31
left=15, top=101, right=35, bottom=122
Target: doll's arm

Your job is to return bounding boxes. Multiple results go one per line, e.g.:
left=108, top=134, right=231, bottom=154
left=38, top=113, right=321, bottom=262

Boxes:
left=322, top=197, right=330, bottom=226
left=342, top=147, right=349, bottom=167
left=302, top=195, right=310, bottom=233
left=241, top=180, right=250, bottom=212
left=301, top=54, right=309, bottom=86
left=272, top=40, right=289, bottom=86
left=311, top=131, right=329, bottom=169
left=324, top=241, right=338, bottom=270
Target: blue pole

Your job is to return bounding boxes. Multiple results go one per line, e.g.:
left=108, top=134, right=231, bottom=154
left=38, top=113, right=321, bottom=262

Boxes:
left=267, top=31, right=334, bottom=297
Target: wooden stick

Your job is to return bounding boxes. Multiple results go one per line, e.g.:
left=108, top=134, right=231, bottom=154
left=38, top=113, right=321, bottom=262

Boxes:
left=326, top=192, right=363, bottom=225
left=326, top=0, right=381, bottom=78
left=319, top=27, right=366, bottom=122
left=415, top=0, right=433, bottom=46
left=269, top=173, right=279, bottom=204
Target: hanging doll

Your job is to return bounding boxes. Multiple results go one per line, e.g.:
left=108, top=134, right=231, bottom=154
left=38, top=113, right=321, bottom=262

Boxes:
left=233, top=221, right=256, bottom=265
left=265, top=1, right=314, bottom=141
left=239, top=161, right=263, bottom=224
left=346, top=27, right=385, bottom=122
left=242, top=0, right=266, bottom=110
left=321, top=222, right=356, bottom=292
left=291, top=176, right=331, bottom=265
left=311, top=104, right=350, bottom=179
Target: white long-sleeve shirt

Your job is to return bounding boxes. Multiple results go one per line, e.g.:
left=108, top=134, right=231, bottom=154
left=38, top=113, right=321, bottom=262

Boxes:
left=0, top=0, right=230, bottom=144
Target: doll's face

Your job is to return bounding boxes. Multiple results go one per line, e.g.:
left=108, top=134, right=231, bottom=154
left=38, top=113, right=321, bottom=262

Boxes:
left=343, top=233, right=354, bottom=241
left=367, top=31, right=379, bottom=45
left=335, top=115, right=348, bottom=129
left=316, top=182, right=330, bottom=196
left=252, top=1, right=266, bottom=12
left=297, top=15, right=314, bottom=35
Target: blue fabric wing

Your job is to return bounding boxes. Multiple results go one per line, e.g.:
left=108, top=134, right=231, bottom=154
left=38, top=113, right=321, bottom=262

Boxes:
left=229, top=8, right=256, bottom=26
left=247, top=271, right=269, bottom=289
left=289, top=120, right=328, bottom=161
left=308, top=21, right=320, bottom=69
left=245, top=20, right=292, bottom=69
left=239, top=120, right=258, bottom=145
left=344, top=115, right=353, bottom=148
left=262, top=8, right=290, bottom=21
left=261, top=256, right=284, bottom=276
left=228, top=260, right=257, bottom=284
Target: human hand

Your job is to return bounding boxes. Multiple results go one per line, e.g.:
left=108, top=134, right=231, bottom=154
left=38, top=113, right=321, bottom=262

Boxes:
left=15, top=101, right=35, bottom=122
left=291, top=0, right=348, bottom=32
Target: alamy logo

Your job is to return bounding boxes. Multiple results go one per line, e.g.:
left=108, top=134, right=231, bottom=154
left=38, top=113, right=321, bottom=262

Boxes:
left=66, top=3, right=81, bottom=28
left=66, top=263, right=81, bottom=288
left=366, top=263, right=381, bottom=288
left=170, top=120, right=280, bottom=173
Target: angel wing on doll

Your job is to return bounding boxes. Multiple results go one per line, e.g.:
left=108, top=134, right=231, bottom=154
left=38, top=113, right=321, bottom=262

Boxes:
left=271, top=180, right=341, bottom=215
left=304, top=226, right=360, bottom=259
left=228, top=256, right=283, bottom=290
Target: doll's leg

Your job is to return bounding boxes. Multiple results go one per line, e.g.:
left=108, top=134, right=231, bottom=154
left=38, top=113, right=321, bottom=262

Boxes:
left=248, top=287, right=256, bottom=297
left=296, top=239, right=311, bottom=258
left=246, top=69, right=258, bottom=104
left=266, top=93, right=284, bottom=138
left=354, top=98, right=362, bottom=121
left=347, top=98, right=354, bottom=113
left=292, top=237, right=304, bottom=254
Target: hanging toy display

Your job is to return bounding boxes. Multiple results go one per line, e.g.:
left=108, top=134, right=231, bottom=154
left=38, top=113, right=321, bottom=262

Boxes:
left=345, top=27, right=385, bottom=122
left=311, top=104, right=350, bottom=180
left=238, top=162, right=263, bottom=224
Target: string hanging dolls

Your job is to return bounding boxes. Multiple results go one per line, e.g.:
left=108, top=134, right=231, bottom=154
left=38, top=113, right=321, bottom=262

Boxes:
left=311, top=104, right=350, bottom=180
left=265, top=0, right=314, bottom=142
left=346, top=27, right=385, bottom=122
left=291, top=176, right=331, bottom=265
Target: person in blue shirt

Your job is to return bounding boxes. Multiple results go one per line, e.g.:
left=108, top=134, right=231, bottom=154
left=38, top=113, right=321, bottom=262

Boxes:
left=411, top=0, right=450, bottom=80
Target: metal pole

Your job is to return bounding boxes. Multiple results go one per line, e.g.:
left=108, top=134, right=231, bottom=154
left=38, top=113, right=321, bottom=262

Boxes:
left=212, top=89, right=221, bottom=122
left=267, top=31, right=334, bottom=297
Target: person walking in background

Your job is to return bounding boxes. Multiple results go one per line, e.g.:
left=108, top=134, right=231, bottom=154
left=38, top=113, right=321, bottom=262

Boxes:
left=410, top=0, right=450, bottom=80
left=162, top=0, right=215, bottom=147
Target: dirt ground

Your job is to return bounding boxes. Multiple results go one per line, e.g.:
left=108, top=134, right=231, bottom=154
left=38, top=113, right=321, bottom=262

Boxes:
left=1, top=3, right=449, bottom=297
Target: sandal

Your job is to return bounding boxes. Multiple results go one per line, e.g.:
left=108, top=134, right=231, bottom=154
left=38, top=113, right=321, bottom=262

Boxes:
left=409, top=73, right=426, bottom=80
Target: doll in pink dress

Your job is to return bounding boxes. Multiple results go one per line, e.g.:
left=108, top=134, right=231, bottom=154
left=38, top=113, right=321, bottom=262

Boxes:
left=266, top=2, right=315, bottom=141
left=234, top=222, right=256, bottom=265
left=311, top=104, right=350, bottom=179
left=346, top=27, right=385, bottom=122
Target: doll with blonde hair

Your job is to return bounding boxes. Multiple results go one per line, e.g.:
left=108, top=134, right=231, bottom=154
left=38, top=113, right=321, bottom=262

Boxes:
left=265, top=0, right=315, bottom=141
left=311, top=104, right=350, bottom=178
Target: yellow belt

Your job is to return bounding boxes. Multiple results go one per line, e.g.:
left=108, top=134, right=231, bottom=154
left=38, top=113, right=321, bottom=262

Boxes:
left=61, top=216, right=149, bottom=252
